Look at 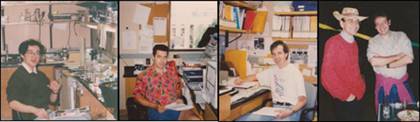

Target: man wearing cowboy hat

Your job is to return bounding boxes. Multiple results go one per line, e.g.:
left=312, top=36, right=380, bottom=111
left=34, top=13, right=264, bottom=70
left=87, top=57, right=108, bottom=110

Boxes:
left=321, top=7, right=368, bottom=121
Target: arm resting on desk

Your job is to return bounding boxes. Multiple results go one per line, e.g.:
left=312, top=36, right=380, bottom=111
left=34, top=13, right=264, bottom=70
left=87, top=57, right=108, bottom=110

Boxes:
left=134, top=95, right=159, bottom=110
left=9, top=100, right=48, bottom=118
left=234, top=74, right=257, bottom=84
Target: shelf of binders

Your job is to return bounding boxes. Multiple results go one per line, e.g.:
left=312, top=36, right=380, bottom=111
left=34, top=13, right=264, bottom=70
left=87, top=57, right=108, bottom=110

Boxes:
left=272, top=10, right=317, bottom=43
left=274, top=11, right=317, bottom=16
left=223, top=1, right=256, bottom=10
left=272, top=38, right=317, bottom=43
left=219, top=25, right=248, bottom=33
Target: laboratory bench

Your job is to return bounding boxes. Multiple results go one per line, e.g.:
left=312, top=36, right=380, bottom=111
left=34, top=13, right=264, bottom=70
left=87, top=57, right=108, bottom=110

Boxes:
left=63, top=68, right=117, bottom=120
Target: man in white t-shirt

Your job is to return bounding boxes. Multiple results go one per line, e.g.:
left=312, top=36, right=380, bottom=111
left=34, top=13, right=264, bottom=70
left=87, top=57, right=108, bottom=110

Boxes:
left=234, top=41, right=307, bottom=121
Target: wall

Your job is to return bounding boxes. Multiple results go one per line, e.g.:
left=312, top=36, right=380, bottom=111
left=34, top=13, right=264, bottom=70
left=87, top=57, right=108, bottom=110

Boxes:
left=1, top=3, right=91, bottom=54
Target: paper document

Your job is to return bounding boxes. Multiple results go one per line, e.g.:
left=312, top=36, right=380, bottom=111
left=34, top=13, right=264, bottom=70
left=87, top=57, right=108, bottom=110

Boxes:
left=253, top=107, right=286, bottom=116
left=153, top=17, right=167, bottom=36
left=138, top=25, right=154, bottom=54
left=166, top=80, right=194, bottom=111
left=165, top=102, right=193, bottom=111
left=122, top=30, right=136, bottom=49
left=133, top=4, right=151, bottom=26
left=228, top=78, right=257, bottom=89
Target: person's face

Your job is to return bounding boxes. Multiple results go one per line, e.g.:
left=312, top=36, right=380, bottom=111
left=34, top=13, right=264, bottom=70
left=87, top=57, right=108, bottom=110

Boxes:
left=340, top=17, right=360, bottom=35
left=153, top=50, right=168, bottom=69
left=271, top=45, right=288, bottom=66
left=374, top=17, right=390, bottom=36
left=21, top=45, right=40, bottom=68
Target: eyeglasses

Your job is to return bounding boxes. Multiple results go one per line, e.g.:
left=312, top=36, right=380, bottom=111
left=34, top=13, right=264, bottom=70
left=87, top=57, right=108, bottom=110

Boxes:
left=25, top=51, right=41, bottom=56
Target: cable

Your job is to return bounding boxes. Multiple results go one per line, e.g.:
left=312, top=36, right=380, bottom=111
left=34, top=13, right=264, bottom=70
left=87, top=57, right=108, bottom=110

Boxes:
left=228, top=33, right=243, bottom=44
left=67, top=20, right=71, bottom=48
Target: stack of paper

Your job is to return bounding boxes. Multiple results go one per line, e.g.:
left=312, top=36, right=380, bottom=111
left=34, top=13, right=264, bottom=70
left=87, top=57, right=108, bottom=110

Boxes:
left=165, top=102, right=193, bottom=111
left=252, top=107, right=286, bottom=116
left=228, top=81, right=257, bottom=89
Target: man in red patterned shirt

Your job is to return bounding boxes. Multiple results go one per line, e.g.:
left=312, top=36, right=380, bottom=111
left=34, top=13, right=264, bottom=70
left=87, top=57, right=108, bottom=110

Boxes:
left=321, top=7, right=367, bottom=121
left=133, top=45, right=183, bottom=120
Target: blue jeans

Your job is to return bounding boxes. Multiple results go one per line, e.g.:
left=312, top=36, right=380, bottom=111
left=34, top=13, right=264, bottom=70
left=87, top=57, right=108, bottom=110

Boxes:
left=237, top=104, right=302, bottom=121
left=147, top=108, right=180, bottom=120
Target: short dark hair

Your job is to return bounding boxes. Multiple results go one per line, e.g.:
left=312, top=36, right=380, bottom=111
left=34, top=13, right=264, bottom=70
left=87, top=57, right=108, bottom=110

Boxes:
left=18, top=39, right=46, bottom=56
left=152, top=44, right=169, bottom=56
left=373, top=12, right=390, bottom=21
left=270, top=41, right=289, bottom=59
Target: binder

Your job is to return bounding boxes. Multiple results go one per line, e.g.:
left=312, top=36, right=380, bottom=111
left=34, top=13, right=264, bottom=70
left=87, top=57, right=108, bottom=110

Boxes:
left=252, top=9, right=268, bottom=33
left=243, top=10, right=256, bottom=30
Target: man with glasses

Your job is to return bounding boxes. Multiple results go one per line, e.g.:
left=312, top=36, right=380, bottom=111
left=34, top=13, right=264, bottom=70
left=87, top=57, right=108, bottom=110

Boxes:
left=234, top=41, right=307, bottom=121
left=6, top=39, right=60, bottom=120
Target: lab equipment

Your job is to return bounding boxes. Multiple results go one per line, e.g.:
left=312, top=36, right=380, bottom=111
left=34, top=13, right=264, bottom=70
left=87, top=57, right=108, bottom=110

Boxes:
left=60, top=76, right=82, bottom=110
left=47, top=107, right=91, bottom=120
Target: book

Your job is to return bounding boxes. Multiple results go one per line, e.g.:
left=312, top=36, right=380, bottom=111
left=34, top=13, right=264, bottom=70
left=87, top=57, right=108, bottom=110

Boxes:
left=252, top=9, right=268, bottom=33
left=243, top=10, right=256, bottom=30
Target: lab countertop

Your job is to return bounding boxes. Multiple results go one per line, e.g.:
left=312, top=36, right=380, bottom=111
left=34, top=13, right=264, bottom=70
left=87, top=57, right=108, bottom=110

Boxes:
left=65, top=68, right=118, bottom=116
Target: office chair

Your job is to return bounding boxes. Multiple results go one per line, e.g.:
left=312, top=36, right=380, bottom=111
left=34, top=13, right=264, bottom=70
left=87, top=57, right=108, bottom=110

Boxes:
left=126, top=97, right=148, bottom=120
left=300, top=82, right=317, bottom=121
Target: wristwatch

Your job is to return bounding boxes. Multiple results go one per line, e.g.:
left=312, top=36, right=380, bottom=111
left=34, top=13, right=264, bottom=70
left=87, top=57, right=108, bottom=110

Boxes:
left=386, top=63, right=390, bottom=68
left=290, top=108, right=296, bottom=113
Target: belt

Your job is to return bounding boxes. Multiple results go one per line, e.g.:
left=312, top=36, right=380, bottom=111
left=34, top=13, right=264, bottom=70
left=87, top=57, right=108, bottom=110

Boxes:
left=275, top=102, right=292, bottom=106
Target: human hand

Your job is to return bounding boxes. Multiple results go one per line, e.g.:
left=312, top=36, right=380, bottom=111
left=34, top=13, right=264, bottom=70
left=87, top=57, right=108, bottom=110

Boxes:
left=346, top=94, right=355, bottom=102
left=33, top=108, right=49, bottom=119
left=157, top=104, right=166, bottom=113
left=176, top=82, right=183, bottom=97
left=47, top=80, right=60, bottom=94
left=234, top=78, right=243, bottom=85
left=276, top=109, right=293, bottom=119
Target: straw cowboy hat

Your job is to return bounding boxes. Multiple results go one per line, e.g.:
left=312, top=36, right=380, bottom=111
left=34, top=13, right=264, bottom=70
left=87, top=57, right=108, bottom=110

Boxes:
left=333, top=7, right=368, bottom=22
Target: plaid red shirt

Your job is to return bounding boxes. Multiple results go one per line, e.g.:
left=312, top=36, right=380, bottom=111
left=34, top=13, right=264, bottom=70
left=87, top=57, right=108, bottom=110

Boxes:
left=133, top=61, right=181, bottom=105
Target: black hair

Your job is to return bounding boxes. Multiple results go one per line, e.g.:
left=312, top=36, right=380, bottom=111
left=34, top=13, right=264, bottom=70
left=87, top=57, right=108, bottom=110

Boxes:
left=152, top=44, right=169, bottom=56
left=270, top=41, right=289, bottom=59
left=18, top=39, right=46, bottom=56
left=373, top=12, right=390, bottom=21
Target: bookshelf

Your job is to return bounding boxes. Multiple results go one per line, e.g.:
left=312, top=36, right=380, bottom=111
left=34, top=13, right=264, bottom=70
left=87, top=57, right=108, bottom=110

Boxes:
left=220, top=26, right=248, bottom=33
left=273, top=37, right=317, bottom=42
left=272, top=10, right=317, bottom=43
left=219, top=1, right=259, bottom=47
left=274, top=11, right=317, bottom=16
left=223, top=1, right=256, bottom=10
left=219, top=1, right=257, bottom=33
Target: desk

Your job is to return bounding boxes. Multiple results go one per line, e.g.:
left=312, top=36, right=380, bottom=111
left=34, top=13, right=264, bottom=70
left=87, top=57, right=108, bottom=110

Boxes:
left=61, top=69, right=116, bottom=120
left=219, top=87, right=271, bottom=121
